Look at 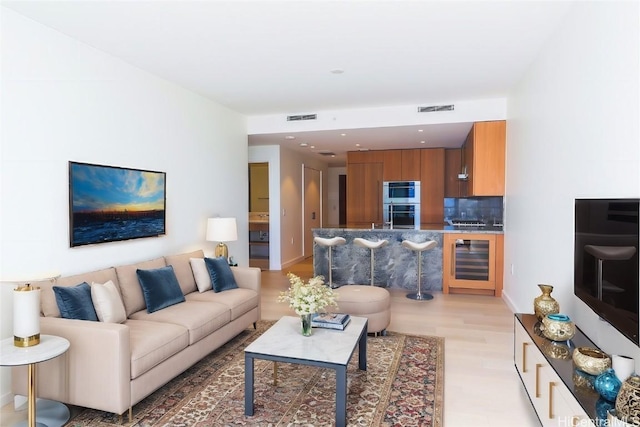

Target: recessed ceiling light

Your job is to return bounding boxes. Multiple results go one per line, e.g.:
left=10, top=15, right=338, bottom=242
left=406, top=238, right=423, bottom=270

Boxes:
left=355, top=143, right=361, bottom=147
left=331, top=155, right=336, bottom=157
left=330, top=69, right=344, bottom=74
left=420, top=141, right=426, bottom=144
left=341, top=133, right=347, bottom=136
left=285, top=135, right=296, bottom=140
left=300, top=143, right=308, bottom=147
left=418, top=129, right=424, bottom=133
left=310, top=145, right=315, bottom=149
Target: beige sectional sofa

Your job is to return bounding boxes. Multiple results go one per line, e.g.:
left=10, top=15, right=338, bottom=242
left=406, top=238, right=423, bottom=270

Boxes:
left=11, top=249, right=261, bottom=420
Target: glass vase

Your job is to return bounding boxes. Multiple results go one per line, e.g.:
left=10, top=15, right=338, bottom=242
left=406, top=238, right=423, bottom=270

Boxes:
left=301, top=313, right=312, bottom=336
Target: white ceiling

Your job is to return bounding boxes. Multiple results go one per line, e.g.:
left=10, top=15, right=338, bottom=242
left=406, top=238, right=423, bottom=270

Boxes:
left=3, top=0, right=575, bottom=165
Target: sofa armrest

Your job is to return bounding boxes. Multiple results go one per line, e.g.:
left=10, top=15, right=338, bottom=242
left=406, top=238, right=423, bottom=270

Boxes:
left=231, top=266, right=261, bottom=293
left=12, top=317, right=132, bottom=415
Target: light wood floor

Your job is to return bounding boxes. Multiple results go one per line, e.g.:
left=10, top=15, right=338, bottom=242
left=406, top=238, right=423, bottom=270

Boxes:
left=2, top=258, right=541, bottom=426
left=263, top=259, right=541, bottom=426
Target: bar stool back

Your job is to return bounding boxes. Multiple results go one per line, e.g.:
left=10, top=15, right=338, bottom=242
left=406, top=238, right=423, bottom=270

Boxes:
left=353, top=238, right=389, bottom=286
left=314, top=236, right=346, bottom=288
left=401, top=239, right=437, bottom=300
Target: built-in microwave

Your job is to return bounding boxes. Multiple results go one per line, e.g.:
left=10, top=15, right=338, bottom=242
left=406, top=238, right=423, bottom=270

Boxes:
left=382, top=181, right=421, bottom=204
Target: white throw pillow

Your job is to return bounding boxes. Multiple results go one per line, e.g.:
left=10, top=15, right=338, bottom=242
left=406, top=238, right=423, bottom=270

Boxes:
left=190, top=258, right=212, bottom=292
left=91, top=280, right=127, bottom=323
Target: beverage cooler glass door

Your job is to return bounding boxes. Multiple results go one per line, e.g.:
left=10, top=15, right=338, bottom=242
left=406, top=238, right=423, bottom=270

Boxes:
left=453, top=239, right=490, bottom=281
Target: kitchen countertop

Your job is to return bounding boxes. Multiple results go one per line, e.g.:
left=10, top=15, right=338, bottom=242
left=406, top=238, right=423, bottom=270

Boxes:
left=318, top=223, right=504, bottom=234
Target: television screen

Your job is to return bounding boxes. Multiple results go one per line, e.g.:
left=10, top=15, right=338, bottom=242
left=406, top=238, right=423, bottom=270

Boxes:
left=574, top=198, right=639, bottom=345
left=69, top=161, right=166, bottom=247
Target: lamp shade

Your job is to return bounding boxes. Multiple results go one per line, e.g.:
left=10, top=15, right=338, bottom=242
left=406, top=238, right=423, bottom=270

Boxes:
left=206, top=218, right=238, bottom=242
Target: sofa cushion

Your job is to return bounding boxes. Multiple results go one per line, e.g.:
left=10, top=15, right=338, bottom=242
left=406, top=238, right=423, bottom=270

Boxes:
left=116, top=257, right=166, bottom=316
left=186, top=287, right=259, bottom=321
left=91, top=280, right=127, bottom=323
left=204, top=257, right=239, bottom=292
left=125, top=319, right=189, bottom=380
left=129, top=300, right=231, bottom=345
left=190, top=258, right=212, bottom=293
left=53, top=282, right=98, bottom=321
left=136, top=266, right=185, bottom=313
left=164, top=250, right=204, bottom=295
left=39, top=267, right=119, bottom=318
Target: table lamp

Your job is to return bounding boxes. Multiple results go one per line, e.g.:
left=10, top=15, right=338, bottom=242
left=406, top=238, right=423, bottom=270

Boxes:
left=2, top=273, right=59, bottom=347
left=206, top=217, right=238, bottom=260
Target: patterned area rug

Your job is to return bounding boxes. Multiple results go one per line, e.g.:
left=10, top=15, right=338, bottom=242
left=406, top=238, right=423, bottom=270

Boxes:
left=67, top=321, right=444, bottom=427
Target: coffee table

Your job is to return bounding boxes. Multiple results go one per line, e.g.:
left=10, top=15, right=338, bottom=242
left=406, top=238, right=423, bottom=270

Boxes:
left=244, top=315, right=368, bottom=427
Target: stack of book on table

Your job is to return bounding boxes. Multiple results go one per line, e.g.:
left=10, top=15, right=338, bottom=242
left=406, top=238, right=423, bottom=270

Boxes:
left=311, top=313, right=351, bottom=330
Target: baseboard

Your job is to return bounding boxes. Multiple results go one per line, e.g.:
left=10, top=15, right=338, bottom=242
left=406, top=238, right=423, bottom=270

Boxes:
left=501, top=289, right=518, bottom=314
left=281, top=255, right=307, bottom=270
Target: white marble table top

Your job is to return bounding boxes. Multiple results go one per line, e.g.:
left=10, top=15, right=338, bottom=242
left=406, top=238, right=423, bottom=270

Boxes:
left=0, top=335, right=70, bottom=366
left=245, top=316, right=367, bottom=366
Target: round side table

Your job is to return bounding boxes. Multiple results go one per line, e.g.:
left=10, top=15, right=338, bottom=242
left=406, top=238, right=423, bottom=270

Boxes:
left=0, top=335, right=70, bottom=427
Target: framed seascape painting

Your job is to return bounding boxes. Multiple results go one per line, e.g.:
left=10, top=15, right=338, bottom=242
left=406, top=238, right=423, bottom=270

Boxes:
left=69, top=161, right=166, bottom=247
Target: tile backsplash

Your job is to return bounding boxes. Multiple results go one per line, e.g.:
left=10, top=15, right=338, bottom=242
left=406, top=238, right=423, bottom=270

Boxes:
left=444, top=196, right=504, bottom=223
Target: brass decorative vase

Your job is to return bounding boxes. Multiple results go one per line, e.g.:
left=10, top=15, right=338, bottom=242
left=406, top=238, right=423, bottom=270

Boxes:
left=616, top=375, right=640, bottom=425
left=541, top=313, right=576, bottom=341
left=534, top=284, right=560, bottom=320
left=573, top=347, right=612, bottom=376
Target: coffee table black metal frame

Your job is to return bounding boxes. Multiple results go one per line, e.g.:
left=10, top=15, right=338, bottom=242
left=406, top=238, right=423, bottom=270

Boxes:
left=244, top=316, right=368, bottom=427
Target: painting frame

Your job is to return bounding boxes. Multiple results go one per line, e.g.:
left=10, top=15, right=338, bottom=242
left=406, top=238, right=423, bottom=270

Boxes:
left=69, top=161, right=166, bottom=247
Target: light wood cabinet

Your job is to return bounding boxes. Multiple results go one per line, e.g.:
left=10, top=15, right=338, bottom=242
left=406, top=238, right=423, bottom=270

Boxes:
left=514, top=314, right=597, bottom=427
left=442, top=233, right=503, bottom=296
left=346, top=162, right=383, bottom=227
left=463, top=120, right=506, bottom=196
left=380, top=149, right=421, bottom=181
left=444, top=148, right=463, bottom=198
left=420, top=148, right=444, bottom=224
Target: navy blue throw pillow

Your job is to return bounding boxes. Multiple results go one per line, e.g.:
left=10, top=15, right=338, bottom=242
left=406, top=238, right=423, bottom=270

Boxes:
left=53, top=282, right=98, bottom=321
left=204, top=257, right=239, bottom=293
left=136, top=265, right=185, bottom=313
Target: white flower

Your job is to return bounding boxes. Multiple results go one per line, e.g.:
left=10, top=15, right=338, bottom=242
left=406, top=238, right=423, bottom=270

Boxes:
left=277, top=273, right=338, bottom=315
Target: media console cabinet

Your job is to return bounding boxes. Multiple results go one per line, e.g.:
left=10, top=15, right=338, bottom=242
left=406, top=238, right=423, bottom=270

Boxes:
left=515, top=313, right=603, bottom=427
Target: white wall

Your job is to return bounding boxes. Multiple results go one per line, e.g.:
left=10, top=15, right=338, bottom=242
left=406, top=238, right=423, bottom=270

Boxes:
left=0, top=8, right=249, bottom=404
left=505, top=2, right=640, bottom=361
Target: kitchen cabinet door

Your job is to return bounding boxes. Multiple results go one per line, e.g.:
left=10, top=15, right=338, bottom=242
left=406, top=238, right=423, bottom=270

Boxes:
left=420, top=148, right=445, bottom=224
left=401, top=149, right=422, bottom=181
left=464, top=121, right=506, bottom=196
left=346, top=162, right=383, bottom=226
left=444, top=148, right=463, bottom=198
left=382, top=150, right=402, bottom=181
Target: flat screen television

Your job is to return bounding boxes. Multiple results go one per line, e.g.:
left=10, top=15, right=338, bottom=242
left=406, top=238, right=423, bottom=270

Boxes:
left=574, top=198, right=639, bottom=345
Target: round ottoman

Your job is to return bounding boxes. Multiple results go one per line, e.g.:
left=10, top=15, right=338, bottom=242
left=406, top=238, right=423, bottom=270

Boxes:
left=335, top=285, right=391, bottom=335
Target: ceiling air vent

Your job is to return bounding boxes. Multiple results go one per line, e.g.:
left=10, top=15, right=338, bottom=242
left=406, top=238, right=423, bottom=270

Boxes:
left=286, top=114, right=318, bottom=121
left=418, top=105, right=454, bottom=113
left=318, top=151, right=336, bottom=157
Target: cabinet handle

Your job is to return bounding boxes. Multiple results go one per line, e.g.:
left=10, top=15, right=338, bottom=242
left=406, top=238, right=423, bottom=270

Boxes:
left=535, top=363, right=543, bottom=397
left=548, top=382, right=556, bottom=419
left=450, top=243, right=455, bottom=276
left=522, top=342, right=529, bottom=372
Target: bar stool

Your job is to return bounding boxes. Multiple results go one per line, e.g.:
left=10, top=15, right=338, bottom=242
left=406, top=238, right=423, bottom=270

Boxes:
left=402, top=239, right=437, bottom=300
left=314, top=236, right=346, bottom=288
left=584, top=245, right=637, bottom=300
left=353, top=237, right=389, bottom=286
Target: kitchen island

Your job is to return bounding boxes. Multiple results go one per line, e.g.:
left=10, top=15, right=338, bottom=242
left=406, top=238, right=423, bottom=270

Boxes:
left=313, top=225, right=503, bottom=294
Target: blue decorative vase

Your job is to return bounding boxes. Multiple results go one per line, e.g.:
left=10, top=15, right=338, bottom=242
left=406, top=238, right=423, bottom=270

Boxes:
left=595, top=369, right=622, bottom=402
left=595, top=397, right=615, bottom=422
